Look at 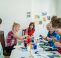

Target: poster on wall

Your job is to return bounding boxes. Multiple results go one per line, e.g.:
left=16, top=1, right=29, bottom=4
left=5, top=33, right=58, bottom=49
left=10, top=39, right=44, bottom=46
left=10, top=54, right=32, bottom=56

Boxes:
left=42, top=17, right=47, bottom=21
left=34, top=15, right=40, bottom=19
left=34, top=20, right=39, bottom=25
left=42, top=11, right=47, bottom=16
left=27, top=12, right=31, bottom=18
left=33, top=11, right=50, bottom=28
left=39, top=21, right=42, bottom=24
left=47, top=16, right=50, bottom=20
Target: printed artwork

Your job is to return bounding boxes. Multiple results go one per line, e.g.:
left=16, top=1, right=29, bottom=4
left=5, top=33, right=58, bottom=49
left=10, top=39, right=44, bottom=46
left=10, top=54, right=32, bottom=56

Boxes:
left=27, top=12, right=31, bottom=18
left=43, top=17, right=47, bottom=21
left=39, top=21, right=42, bottom=24
left=34, top=15, right=40, bottom=19
left=47, top=16, right=50, bottom=20
left=42, top=11, right=47, bottom=16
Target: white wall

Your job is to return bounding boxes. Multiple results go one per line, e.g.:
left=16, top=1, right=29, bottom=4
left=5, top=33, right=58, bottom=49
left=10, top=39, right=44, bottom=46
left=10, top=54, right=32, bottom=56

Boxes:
left=31, top=0, right=57, bottom=38
left=31, top=0, right=56, bottom=18
left=0, top=0, right=32, bottom=38
left=56, top=0, right=61, bottom=17
left=0, top=0, right=57, bottom=38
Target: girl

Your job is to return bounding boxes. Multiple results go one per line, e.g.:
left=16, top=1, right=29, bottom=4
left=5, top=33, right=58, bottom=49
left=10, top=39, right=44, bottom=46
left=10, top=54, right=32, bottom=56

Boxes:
left=25, top=22, right=35, bottom=36
left=6, top=22, right=28, bottom=55
left=25, top=22, right=35, bottom=43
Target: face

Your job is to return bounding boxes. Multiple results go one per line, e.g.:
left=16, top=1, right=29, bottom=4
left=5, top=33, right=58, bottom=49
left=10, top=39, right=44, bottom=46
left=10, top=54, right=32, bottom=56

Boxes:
left=30, top=24, right=34, bottom=29
left=47, top=26, right=52, bottom=31
left=55, top=28, right=61, bottom=35
left=14, top=25, right=20, bottom=32
left=47, top=26, right=50, bottom=31
left=47, top=25, right=54, bottom=34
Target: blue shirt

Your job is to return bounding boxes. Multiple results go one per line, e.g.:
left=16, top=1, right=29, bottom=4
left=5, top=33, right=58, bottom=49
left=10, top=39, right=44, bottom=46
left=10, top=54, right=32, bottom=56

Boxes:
left=47, top=31, right=60, bottom=48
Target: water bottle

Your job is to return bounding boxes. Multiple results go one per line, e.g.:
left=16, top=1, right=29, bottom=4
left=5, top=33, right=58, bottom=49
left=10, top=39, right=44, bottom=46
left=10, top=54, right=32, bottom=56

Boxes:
left=33, top=43, right=37, bottom=50
left=31, top=37, right=34, bottom=43
left=24, top=39, right=27, bottom=48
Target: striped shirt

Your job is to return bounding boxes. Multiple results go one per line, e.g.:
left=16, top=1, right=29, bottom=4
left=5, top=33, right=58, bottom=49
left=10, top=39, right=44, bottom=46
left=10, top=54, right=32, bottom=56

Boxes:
left=7, top=31, right=17, bottom=47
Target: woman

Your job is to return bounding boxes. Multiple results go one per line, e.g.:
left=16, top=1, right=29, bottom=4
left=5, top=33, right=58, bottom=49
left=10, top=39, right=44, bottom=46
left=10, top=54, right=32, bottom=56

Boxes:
left=52, top=18, right=61, bottom=53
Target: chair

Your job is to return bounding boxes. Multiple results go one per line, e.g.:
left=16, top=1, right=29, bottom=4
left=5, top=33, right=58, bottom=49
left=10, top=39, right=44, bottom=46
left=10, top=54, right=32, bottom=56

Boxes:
left=22, top=29, right=26, bottom=36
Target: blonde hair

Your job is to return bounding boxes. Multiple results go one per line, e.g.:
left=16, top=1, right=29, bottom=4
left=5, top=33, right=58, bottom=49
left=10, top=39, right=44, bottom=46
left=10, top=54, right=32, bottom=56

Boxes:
left=12, top=22, right=20, bottom=29
left=46, top=23, right=55, bottom=32
left=46, top=23, right=52, bottom=28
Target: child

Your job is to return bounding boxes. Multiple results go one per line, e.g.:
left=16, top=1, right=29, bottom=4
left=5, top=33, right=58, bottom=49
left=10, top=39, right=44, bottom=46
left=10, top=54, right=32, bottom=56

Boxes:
left=25, top=22, right=35, bottom=36
left=52, top=18, right=61, bottom=53
left=25, top=22, right=35, bottom=43
left=46, top=23, right=60, bottom=48
left=6, top=22, right=28, bottom=55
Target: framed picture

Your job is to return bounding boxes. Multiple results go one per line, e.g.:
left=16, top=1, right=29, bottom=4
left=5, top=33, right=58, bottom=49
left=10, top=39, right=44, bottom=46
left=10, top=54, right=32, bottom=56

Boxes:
left=39, top=21, right=42, bottom=24
left=27, top=12, right=31, bottom=14
left=27, top=12, right=31, bottom=18
left=47, top=16, right=50, bottom=20
left=42, top=11, right=47, bottom=16
left=43, top=17, right=47, bottom=21
left=34, top=15, right=40, bottom=19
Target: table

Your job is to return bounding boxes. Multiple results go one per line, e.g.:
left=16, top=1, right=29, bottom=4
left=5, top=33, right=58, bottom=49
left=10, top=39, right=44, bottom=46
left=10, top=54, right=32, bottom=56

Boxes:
left=10, top=40, right=61, bottom=58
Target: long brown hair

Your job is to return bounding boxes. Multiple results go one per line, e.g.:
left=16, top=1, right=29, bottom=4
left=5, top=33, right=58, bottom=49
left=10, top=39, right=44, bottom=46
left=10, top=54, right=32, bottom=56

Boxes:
left=28, top=22, right=35, bottom=31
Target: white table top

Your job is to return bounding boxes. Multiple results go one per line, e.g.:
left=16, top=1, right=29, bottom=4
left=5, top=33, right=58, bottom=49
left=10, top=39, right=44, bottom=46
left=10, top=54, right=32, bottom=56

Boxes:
left=10, top=43, right=33, bottom=58
left=10, top=42, right=61, bottom=58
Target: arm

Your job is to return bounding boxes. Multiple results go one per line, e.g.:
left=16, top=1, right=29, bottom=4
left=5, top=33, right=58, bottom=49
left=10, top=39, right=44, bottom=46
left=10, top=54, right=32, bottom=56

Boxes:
left=54, top=42, right=61, bottom=48
left=55, top=34, right=60, bottom=41
left=13, top=33, right=28, bottom=40
left=46, top=37, right=52, bottom=41
left=52, top=34, right=60, bottom=42
left=52, top=37, right=59, bottom=42
left=46, top=32, right=52, bottom=41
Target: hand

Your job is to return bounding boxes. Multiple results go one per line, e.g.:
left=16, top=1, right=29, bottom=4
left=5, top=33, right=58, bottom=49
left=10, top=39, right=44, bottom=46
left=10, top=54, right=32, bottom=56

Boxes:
left=28, top=35, right=31, bottom=38
left=52, top=37, right=58, bottom=42
left=35, top=39, right=38, bottom=43
left=47, top=37, right=51, bottom=41
left=54, top=42, right=61, bottom=48
left=21, top=35, right=28, bottom=39
left=41, top=35, right=45, bottom=38
left=52, top=37, right=56, bottom=41
left=24, top=35, right=28, bottom=37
